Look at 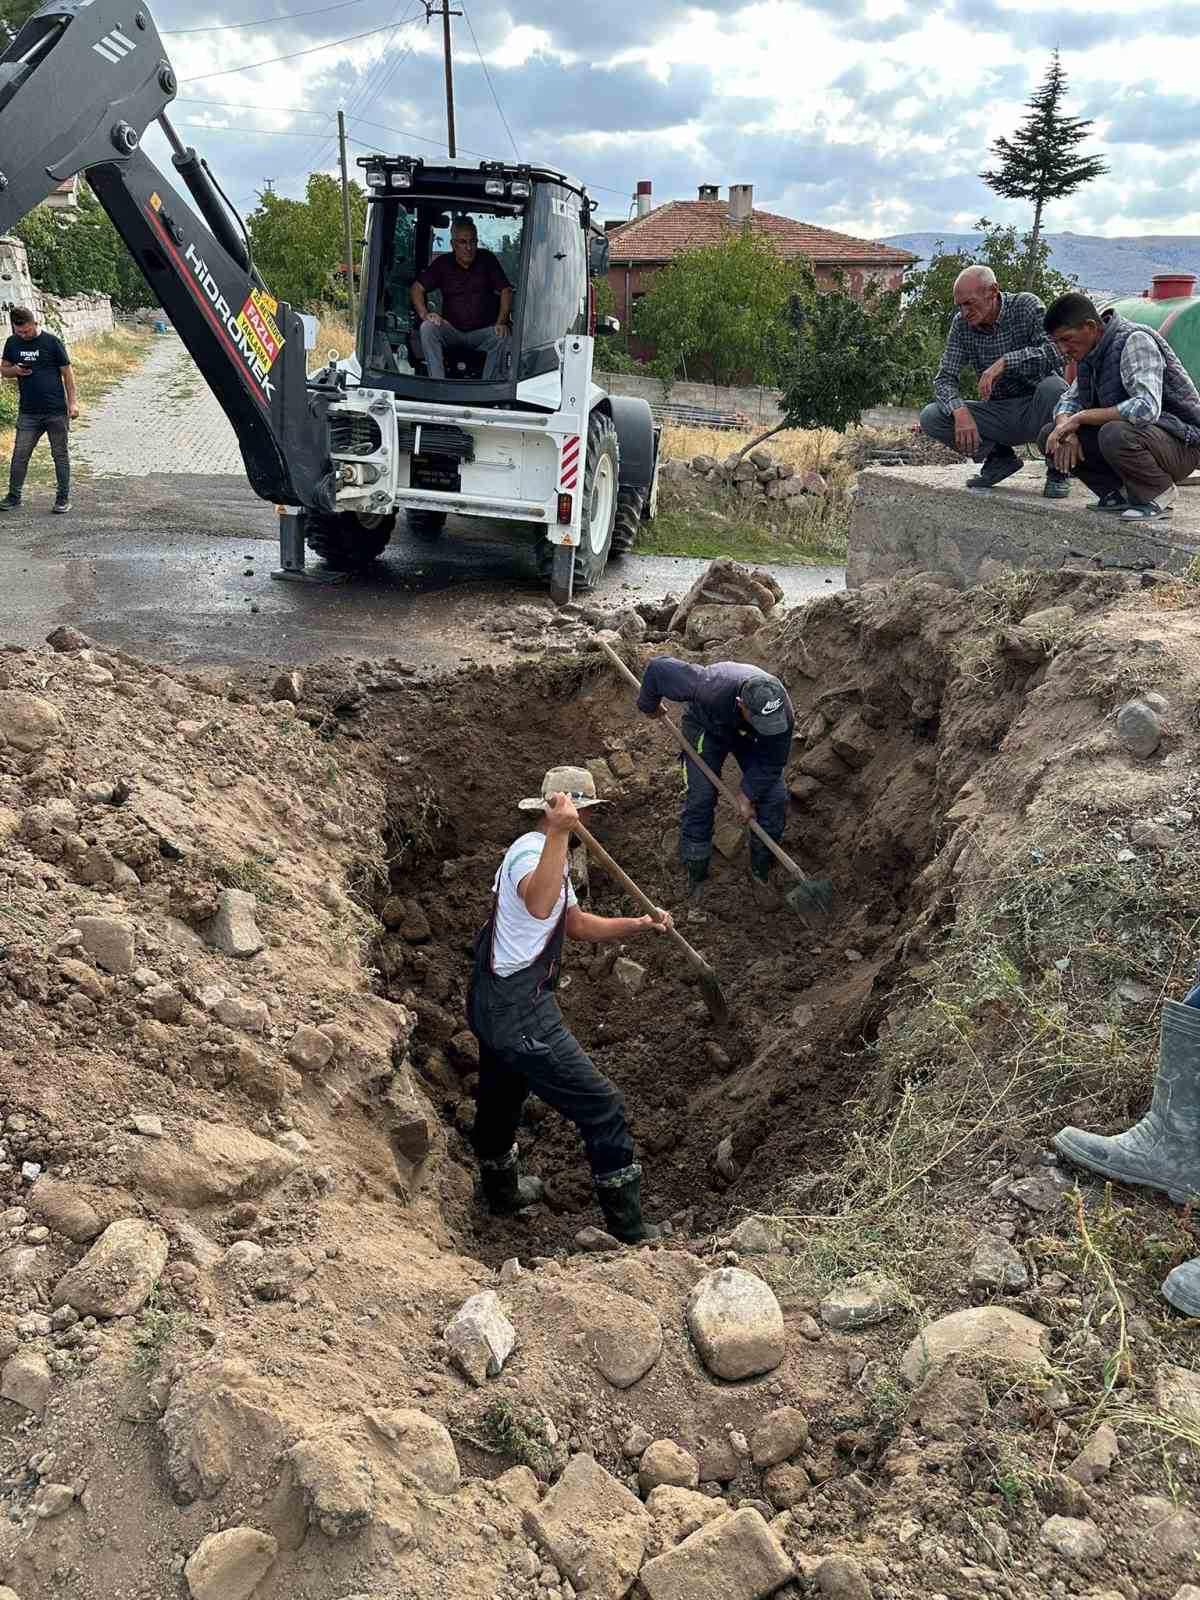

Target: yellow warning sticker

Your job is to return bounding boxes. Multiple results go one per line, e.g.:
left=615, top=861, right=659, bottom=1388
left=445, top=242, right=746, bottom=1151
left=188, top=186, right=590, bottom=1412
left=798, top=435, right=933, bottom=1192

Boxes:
left=236, top=289, right=285, bottom=371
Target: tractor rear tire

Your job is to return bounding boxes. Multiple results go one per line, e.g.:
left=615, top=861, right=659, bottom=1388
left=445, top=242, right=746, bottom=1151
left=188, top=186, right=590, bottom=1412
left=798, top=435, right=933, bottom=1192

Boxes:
left=406, top=509, right=447, bottom=540
left=610, top=486, right=644, bottom=558
left=303, top=511, right=394, bottom=570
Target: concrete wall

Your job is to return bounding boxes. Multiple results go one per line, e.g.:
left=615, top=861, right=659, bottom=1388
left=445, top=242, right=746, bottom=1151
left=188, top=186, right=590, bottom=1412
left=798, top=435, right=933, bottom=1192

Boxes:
left=847, top=464, right=1198, bottom=588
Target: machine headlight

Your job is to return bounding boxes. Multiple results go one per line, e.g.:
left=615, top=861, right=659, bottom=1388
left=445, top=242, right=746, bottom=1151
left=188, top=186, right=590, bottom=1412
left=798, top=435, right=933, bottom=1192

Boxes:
left=508, top=179, right=530, bottom=197
left=484, top=177, right=505, bottom=196
left=390, top=171, right=412, bottom=189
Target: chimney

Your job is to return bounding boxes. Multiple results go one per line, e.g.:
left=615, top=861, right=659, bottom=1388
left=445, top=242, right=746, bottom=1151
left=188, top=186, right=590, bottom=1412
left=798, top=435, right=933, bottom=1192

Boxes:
left=698, top=184, right=719, bottom=201
left=729, top=183, right=753, bottom=223
left=635, top=180, right=652, bottom=218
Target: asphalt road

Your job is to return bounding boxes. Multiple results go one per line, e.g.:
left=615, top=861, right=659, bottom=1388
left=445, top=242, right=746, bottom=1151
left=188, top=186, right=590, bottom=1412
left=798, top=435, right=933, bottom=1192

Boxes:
left=0, top=476, right=844, bottom=672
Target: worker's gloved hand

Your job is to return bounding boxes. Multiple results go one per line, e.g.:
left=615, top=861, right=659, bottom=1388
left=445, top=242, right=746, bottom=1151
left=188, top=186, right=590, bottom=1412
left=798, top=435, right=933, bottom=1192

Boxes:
left=543, top=792, right=580, bottom=833
left=735, top=794, right=754, bottom=824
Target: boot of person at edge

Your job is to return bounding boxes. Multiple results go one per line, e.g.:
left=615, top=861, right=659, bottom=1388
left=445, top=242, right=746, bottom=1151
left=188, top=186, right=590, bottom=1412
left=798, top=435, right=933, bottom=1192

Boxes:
left=597, top=1166, right=663, bottom=1244
left=686, top=859, right=709, bottom=898
left=1054, top=999, right=1200, bottom=1316
left=480, top=1144, right=545, bottom=1215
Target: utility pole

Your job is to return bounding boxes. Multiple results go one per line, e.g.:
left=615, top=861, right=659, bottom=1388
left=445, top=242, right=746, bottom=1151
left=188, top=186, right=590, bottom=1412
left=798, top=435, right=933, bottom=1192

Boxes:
left=337, top=109, right=356, bottom=330
left=424, top=0, right=461, bottom=159
left=261, top=178, right=275, bottom=194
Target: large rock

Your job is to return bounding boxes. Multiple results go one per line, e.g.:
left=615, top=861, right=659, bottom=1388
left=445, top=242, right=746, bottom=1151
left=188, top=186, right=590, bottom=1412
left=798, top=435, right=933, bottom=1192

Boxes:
left=750, top=1407, right=809, bottom=1469
left=444, top=1290, right=515, bottom=1386
left=0, top=692, right=63, bottom=753
left=668, top=558, right=781, bottom=636
left=184, top=1527, right=278, bottom=1600
left=77, top=915, right=136, bottom=975
left=1156, top=1363, right=1200, bottom=1427
left=586, top=1287, right=663, bottom=1389
left=645, top=1485, right=726, bottom=1547
left=52, top=1219, right=168, bottom=1317
left=1117, top=699, right=1162, bottom=760
left=1, top=1350, right=51, bottom=1415
left=134, top=1123, right=300, bottom=1207
left=1065, top=1423, right=1119, bottom=1486
left=685, top=604, right=767, bottom=650
left=1040, top=1515, right=1105, bottom=1563
left=525, top=1453, right=650, bottom=1600
left=364, top=1407, right=459, bottom=1495
left=162, top=1356, right=290, bottom=1504
left=203, top=890, right=264, bottom=959
left=286, top=1025, right=335, bottom=1072
left=687, top=1268, right=785, bottom=1380
left=819, top=1272, right=902, bottom=1329
left=288, top=1434, right=374, bottom=1539
left=639, top=1440, right=699, bottom=1495
left=970, top=1233, right=1029, bottom=1293
left=639, top=1507, right=792, bottom=1600
left=901, top=1307, right=1049, bottom=1384
left=1132, top=1496, right=1200, bottom=1563
left=814, top=1555, right=871, bottom=1599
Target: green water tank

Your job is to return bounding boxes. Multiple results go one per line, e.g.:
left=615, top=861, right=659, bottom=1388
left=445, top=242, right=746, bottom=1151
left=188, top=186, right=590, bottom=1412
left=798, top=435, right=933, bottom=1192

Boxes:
left=1108, top=273, right=1200, bottom=388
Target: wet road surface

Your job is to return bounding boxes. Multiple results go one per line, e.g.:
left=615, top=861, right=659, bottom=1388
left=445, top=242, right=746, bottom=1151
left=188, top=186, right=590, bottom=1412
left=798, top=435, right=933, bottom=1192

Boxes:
left=0, top=476, right=845, bottom=672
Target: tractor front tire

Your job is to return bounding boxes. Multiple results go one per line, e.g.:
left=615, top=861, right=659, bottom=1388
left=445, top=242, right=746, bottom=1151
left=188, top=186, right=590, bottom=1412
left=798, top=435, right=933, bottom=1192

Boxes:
left=406, top=509, right=447, bottom=541
left=303, top=510, right=394, bottom=570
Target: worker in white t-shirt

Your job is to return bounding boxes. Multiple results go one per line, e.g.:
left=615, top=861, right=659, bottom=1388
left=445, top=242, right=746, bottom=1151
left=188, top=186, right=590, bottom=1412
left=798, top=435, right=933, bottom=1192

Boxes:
left=466, top=765, right=672, bottom=1243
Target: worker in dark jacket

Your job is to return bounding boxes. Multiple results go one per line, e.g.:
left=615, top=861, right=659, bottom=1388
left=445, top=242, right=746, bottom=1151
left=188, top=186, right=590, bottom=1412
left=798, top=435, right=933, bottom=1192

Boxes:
left=637, top=658, right=794, bottom=894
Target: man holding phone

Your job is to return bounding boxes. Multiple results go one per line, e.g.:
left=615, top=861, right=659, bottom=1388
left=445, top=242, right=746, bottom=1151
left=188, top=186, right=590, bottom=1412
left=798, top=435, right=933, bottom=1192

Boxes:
left=1, top=306, right=78, bottom=514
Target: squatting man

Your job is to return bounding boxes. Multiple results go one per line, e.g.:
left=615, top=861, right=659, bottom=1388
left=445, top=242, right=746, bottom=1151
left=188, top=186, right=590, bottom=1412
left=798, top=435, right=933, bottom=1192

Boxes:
left=1041, top=291, right=1200, bottom=522
left=466, top=766, right=672, bottom=1243
left=919, top=265, right=1068, bottom=498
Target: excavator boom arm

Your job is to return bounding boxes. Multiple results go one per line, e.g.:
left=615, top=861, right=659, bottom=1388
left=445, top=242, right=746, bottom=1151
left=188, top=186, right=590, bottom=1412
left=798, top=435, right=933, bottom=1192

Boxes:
left=0, top=0, right=334, bottom=510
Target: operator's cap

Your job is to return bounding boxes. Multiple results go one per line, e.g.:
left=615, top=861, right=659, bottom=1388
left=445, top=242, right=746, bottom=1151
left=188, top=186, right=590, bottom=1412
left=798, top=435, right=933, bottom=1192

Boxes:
left=517, top=765, right=608, bottom=812
left=739, top=674, right=790, bottom=736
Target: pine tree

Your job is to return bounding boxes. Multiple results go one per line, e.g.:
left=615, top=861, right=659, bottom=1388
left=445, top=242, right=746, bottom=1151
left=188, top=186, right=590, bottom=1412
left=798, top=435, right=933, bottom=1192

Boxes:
left=981, top=50, right=1108, bottom=290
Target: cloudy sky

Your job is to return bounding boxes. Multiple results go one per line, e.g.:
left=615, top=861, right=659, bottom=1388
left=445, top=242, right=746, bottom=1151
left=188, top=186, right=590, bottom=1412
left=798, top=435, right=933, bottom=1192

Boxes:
left=129, top=0, right=1199, bottom=241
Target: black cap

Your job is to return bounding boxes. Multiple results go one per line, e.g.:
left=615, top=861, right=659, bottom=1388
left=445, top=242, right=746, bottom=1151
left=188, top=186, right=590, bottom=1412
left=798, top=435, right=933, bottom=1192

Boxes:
left=740, top=674, right=790, bottom=735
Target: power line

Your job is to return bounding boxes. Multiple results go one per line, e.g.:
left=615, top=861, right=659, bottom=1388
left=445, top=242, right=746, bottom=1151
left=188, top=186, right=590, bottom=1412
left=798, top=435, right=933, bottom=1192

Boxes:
left=180, top=18, right=421, bottom=82
left=164, top=0, right=371, bottom=34
left=301, top=2, right=422, bottom=175
left=179, top=121, right=334, bottom=137
left=460, top=4, right=518, bottom=161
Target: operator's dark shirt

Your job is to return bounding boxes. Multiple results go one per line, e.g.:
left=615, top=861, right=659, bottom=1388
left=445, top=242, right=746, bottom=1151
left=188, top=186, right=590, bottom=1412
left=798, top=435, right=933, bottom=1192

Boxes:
left=418, top=249, right=510, bottom=332
left=2, top=331, right=69, bottom=415
left=638, top=657, right=794, bottom=804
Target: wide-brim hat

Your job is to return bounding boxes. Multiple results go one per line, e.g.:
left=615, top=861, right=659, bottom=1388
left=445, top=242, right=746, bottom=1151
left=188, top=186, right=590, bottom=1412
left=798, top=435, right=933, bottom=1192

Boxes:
left=517, top=764, right=608, bottom=812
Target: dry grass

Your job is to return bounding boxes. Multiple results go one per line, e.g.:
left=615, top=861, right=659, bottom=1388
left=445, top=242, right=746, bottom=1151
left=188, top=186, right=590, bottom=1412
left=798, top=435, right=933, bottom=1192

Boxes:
left=661, top=422, right=853, bottom=488
left=313, top=311, right=356, bottom=368
left=0, top=325, right=150, bottom=481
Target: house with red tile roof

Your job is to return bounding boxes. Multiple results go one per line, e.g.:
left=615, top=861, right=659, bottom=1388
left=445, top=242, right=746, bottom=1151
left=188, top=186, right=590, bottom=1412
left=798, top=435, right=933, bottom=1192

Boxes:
left=606, top=181, right=915, bottom=362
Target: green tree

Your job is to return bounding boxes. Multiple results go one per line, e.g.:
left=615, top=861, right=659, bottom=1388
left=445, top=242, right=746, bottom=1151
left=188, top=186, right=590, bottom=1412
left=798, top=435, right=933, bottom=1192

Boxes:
left=13, top=183, right=148, bottom=311
left=0, top=0, right=43, bottom=42
left=246, top=173, right=367, bottom=311
left=981, top=50, right=1108, bottom=289
left=631, top=231, right=815, bottom=388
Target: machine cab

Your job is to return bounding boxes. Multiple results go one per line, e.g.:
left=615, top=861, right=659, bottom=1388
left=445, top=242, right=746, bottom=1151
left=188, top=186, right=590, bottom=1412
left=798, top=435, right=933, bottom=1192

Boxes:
left=356, top=157, right=593, bottom=409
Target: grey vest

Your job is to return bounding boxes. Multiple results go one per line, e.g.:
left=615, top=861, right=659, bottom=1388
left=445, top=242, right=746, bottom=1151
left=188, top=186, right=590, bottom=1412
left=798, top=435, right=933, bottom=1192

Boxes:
left=1076, top=313, right=1200, bottom=445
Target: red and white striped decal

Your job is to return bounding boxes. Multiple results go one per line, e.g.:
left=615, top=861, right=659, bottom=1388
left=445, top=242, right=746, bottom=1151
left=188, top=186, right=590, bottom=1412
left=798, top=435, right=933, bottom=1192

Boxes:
left=559, top=434, right=580, bottom=490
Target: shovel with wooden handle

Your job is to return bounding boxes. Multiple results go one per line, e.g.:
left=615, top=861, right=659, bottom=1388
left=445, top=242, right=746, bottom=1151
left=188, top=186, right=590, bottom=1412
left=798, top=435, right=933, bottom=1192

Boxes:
left=596, top=637, right=834, bottom=923
left=569, top=815, right=730, bottom=1030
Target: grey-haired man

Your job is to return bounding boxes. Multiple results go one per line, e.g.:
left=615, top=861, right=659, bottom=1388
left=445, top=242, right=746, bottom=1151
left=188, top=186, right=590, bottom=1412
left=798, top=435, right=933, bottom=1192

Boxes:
left=467, top=766, right=671, bottom=1244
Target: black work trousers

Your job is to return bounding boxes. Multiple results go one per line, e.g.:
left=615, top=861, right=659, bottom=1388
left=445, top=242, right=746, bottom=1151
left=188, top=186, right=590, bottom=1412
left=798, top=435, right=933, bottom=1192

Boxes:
left=469, top=975, right=635, bottom=1181
left=8, top=412, right=70, bottom=500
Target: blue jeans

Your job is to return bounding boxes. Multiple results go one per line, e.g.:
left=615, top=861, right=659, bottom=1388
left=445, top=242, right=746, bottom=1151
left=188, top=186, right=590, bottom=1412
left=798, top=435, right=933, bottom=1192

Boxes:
left=1186, top=984, right=1200, bottom=1009
left=418, top=319, right=509, bottom=380
left=679, top=711, right=786, bottom=874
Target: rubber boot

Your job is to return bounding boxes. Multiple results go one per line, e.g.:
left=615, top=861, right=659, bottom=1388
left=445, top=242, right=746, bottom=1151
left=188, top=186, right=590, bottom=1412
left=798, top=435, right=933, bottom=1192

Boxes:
left=479, top=1145, right=545, bottom=1215
left=749, top=854, right=782, bottom=911
left=686, top=858, right=710, bottom=899
left=1054, top=1001, right=1200, bottom=1204
left=597, top=1165, right=663, bottom=1244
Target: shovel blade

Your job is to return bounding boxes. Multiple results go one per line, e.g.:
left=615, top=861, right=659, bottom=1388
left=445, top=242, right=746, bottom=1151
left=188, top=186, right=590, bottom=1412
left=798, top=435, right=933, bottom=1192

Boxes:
left=784, top=877, right=835, bottom=925
left=696, top=964, right=730, bottom=1030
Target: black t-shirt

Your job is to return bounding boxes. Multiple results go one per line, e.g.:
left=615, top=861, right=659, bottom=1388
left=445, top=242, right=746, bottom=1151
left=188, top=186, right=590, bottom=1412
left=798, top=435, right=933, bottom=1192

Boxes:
left=2, top=331, right=70, bottom=415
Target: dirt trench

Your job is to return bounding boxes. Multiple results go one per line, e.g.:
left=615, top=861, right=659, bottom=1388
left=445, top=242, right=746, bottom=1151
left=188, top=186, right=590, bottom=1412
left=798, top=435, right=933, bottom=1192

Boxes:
left=358, top=579, right=1038, bottom=1263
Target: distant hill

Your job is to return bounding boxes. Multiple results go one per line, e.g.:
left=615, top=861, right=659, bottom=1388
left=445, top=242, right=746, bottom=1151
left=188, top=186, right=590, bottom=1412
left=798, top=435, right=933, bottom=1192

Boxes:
left=880, top=232, right=1200, bottom=299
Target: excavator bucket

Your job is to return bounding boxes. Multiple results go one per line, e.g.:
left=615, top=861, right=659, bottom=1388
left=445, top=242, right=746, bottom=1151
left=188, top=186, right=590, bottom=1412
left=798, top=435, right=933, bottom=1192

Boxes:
left=0, top=0, right=174, bottom=233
